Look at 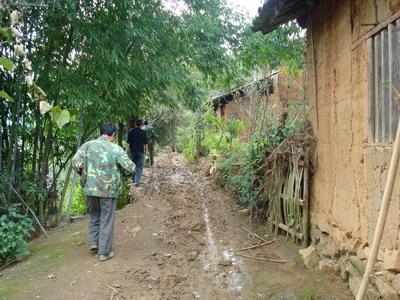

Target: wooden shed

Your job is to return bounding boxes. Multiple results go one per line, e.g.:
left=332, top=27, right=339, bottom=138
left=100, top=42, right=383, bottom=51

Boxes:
left=212, top=71, right=304, bottom=136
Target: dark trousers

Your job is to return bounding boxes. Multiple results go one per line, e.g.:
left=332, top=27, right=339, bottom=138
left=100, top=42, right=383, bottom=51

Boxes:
left=87, top=196, right=116, bottom=255
left=130, top=152, right=145, bottom=184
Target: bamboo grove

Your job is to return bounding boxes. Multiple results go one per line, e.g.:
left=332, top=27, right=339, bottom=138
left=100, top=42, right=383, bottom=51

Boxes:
left=0, top=0, right=305, bottom=232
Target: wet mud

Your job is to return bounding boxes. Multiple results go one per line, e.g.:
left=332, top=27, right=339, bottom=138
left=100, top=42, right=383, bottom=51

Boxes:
left=0, top=153, right=352, bottom=299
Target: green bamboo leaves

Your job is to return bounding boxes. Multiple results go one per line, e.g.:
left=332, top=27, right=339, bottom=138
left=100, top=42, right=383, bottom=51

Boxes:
left=0, top=90, right=13, bottom=102
left=0, top=57, right=14, bottom=102
left=0, top=57, right=13, bottom=71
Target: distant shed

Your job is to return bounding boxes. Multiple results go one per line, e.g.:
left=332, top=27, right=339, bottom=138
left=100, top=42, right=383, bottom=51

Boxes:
left=212, top=71, right=304, bottom=135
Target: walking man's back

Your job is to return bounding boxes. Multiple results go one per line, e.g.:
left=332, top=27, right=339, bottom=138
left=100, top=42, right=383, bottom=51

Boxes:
left=72, top=123, right=134, bottom=261
left=127, top=119, right=148, bottom=186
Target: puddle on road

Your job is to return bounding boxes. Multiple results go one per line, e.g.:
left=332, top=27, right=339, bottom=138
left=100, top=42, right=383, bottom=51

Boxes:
left=201, top=202, right=244, bottom=294
left=219, top=248, right=243, bottom=293
left=200, top=201, right=351, bottom=299
left=202, top=204, right=219, bottom=270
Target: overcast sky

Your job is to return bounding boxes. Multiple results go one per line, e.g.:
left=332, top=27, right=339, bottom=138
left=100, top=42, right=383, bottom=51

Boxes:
left=228, top=0, right=264, bottom=19
left=162, top=0, right=265, bottom=21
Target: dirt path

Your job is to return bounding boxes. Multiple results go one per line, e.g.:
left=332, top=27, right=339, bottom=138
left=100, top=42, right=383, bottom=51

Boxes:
left=0, top=153, right=352, bottom=300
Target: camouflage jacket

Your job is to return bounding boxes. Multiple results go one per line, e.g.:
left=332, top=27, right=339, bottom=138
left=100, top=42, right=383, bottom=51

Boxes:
left=72, top=136, right=135, bottom=198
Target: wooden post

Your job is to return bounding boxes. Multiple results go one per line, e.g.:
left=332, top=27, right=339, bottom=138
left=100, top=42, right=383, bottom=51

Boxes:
left=381, top=30, right=389, bottom=142
left=302, top=153, right=310, bottom=246
left=367, top=37, right=376, bottom=142
left=310, top=22, right=319, bottom=130
left=388, top=24, right=395, bottom=140
left=374, top=34, right=382, bottom=143
left=356, top=116, right=400, bottom=299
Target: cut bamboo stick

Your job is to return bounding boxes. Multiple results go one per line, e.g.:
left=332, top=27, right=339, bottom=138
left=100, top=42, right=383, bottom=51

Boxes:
left=278, top=223, right=304, bottom=240
left=236, top=253, right=288, bottom=263
left=237, top=239, right=277, bottom=251
left=241, top=226, right=268, bottom=243
left=302, top=153, right=310, bottom=246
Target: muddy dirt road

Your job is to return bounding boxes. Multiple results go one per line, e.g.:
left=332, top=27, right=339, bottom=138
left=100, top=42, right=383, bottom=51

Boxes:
left=0, top=153, right=352, bottom=299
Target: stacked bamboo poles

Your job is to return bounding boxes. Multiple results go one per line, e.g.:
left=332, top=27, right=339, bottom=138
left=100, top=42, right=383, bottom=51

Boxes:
left=263, top=147, right=309, bottom=243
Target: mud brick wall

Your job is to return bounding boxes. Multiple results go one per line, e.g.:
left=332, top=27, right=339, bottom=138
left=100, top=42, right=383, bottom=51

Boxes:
left=306, top=0, right=400, bottom=255
left=221, top=72, right=304, bottom=135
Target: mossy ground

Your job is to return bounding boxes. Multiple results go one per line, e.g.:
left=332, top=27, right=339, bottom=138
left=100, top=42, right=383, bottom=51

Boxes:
left=0, top=219, right=87, bottom=299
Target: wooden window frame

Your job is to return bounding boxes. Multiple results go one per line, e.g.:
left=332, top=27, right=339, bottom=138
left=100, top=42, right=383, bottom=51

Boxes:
left=367, top=19, right=400, bottom=144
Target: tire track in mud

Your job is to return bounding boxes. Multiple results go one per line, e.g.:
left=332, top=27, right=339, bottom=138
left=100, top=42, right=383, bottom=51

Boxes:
left=0, top=153, right=352, bottom=300
left=128, top=154, right=245, bottom=299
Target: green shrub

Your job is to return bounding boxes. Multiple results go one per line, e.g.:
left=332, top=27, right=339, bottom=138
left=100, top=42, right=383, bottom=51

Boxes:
left=70, top=184, right=87, bottom=216
left=177, top=110, right=245, bottom=161
left=216, top=120, right=299, bottom=209
left=116, top=180, right=130, bottom=209
left=0, top=205, right=34, bottom=264
left=65, top=178, right=131, bottom=216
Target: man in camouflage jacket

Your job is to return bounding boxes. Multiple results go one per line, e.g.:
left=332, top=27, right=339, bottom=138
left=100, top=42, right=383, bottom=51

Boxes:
left=72, top=124, right=134, bottom=261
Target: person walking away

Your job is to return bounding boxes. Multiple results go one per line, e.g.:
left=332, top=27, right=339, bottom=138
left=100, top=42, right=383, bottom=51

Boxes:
left=72, top=124, right=134, bottom=261
left=127, top=119, right=148, bottom=186
left=143, top=120, right=157, bottom=167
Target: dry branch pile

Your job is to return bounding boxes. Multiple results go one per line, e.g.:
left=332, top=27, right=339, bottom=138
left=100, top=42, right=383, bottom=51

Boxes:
left=249, top=123, right=315, bottom=241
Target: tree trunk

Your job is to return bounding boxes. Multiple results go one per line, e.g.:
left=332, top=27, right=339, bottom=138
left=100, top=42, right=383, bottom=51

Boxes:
left=65, top=172, right=78, bottom=220
left=59, top=162, right=73, bottom=215
left=0, top=117, right=3, bottom=174
left=37, top=117, right=46, bottom=177
left=7, top=97, right=22, bottom=199
left=38, top=118, right=53, bottom=224
left=32, top=109, right=41, bottom=175
left=1, top=107, right=10, bottom=162
left=7, top=98, right=22, bottom=175
left=118, top=122, right=124, bottom=147
left=195, top=130, right=200, bottom=160
left=171, top=115, right=177, bottom=153
left=19, top=100, right=27, bottom=186
left=64, top=103, right=84, bottom=220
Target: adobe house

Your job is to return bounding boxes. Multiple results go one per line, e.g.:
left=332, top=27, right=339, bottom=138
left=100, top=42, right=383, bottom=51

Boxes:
left=253, top=0, right=400, bottom=297
left=212, top=71, right=305, bottom=134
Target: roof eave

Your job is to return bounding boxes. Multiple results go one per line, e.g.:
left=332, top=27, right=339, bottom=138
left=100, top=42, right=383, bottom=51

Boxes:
left=252, top=0, right=309, bottom=34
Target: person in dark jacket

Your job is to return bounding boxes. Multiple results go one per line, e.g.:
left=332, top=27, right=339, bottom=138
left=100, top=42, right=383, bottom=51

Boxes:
left=126, top=119, right=148, bottom=186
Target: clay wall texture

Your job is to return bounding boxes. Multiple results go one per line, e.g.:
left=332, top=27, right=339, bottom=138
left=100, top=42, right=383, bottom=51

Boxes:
left=306, top=0, right=400, bottom=253
left=218, top=72, right=304, bottom=135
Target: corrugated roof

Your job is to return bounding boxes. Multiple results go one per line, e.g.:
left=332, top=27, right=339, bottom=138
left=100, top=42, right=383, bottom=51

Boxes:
left=252, top=0, right=308, bottom=34
left=212, top=71, right=280, bottom=109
